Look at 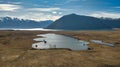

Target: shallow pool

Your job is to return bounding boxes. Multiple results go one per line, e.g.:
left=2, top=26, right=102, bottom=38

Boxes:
left=33, top=33, right=89, bottom=50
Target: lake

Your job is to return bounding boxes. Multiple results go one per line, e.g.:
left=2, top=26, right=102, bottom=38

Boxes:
left=33, top=33, right=89, bottom=50
left=0, top=28, right=51, bottom=30
left=0, top=28, right=113, bottom=31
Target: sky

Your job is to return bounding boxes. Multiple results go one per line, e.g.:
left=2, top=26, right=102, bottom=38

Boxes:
left=0, top=0, right=120, bottom=21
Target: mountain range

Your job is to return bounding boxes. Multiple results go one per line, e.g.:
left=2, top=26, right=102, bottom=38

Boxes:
left=1, top=14, right=120, bottom=30
left=0, top=17, right=53, bottom=28
left=46, top=14, right=120, bottom=30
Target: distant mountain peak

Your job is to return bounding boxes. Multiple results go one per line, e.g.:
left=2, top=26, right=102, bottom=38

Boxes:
left=64, top=13, right=80, bottom=17
left=46, top=14, right=120, bottom=30
left=62, top=13, right=91, bottom=19
left=69, top=13, right=78, bottom=15
left=0, top=17, right=53, bottom=28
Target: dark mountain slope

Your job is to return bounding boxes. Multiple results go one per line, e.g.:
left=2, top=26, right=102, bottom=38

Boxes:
left=46, top=14, right=120, bottom=30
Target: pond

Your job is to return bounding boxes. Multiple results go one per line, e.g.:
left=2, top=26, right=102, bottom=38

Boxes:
left=90, top=40, right=115, bottom=46
left=33, top=33, right=89, bottom=50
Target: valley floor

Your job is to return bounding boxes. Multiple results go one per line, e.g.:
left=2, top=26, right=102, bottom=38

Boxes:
left=0, top=30, right=120, bottom=67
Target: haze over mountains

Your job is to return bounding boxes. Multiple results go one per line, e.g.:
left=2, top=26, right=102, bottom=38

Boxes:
left=46, top=14, right=120, bottom=30
left=0, top=17, right=53, bottom=28
left=0, top=14, right=120, bottom=30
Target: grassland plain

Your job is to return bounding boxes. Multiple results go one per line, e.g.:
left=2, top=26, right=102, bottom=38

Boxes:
left=0, top=30, right=120, bottom=67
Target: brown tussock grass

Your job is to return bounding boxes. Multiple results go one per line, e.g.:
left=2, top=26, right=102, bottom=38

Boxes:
left=0, top=30, right=120, bottom=67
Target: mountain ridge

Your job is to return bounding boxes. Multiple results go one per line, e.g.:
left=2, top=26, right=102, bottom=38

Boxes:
left=0, top=17, right=53, bottom=28
left=46, top=14, right=120, bottom=30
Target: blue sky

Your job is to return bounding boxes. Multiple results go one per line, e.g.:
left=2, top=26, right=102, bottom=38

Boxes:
left=0, top=0, right=120, bottom=21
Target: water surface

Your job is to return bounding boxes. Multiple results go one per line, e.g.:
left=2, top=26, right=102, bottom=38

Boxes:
left=33, top=34, right=89, bottom=50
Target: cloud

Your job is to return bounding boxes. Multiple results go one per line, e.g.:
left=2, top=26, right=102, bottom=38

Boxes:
left=52, top=11, right=62, bottom=15
left=58, top=12, right=62, bottom=14
left=69, top=0, right=79, bottom=1
left=7, top=2, right=22, bottom=5
left=19, top=13, right=61, bottom=21
left=0, top=4, right=61, bottom=21
left=0, top=5, right=61, bottom=21
left=28, top=7, right=61, bottom=12
left=89, top=12, right=120, bottom=19
left=0, top=1, right=3, bottom=2
left=1, top=12, right=61, bottom=21
left=113, top=6, right=120, bottom=8
left=66, top=0, right=86, bottom=3
left=52, top=11, right=57, bottom=14
left=0, top=4, right=21, bottom=11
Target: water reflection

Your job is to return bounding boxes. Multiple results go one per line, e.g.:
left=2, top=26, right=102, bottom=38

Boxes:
left=33, top=34, right=89, bottom=50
